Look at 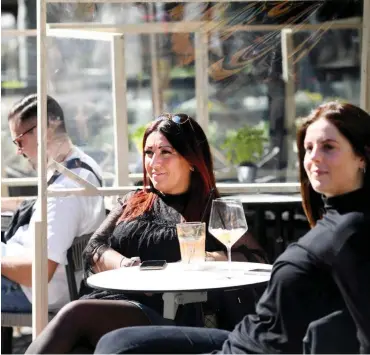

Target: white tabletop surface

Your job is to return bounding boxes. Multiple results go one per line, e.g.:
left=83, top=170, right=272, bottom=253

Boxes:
left=87, top=261, right=272, bottom=293
left=224, top=193, right=302, bottom=204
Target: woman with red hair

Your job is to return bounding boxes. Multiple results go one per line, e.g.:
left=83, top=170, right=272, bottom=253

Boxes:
left=26, top=113, right=265, bottom=354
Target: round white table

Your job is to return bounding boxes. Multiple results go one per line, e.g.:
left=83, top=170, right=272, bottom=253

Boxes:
left=87, top=261, right=272, bottom=319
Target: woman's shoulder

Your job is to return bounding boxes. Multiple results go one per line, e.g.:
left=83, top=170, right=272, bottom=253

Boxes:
left=296, top=210, right=370, bottom=265
left=330, top=210, right=369, bottom=232
left=117, top=189, right=143, bottom=205
left=264, top=211, right=370, bottom=308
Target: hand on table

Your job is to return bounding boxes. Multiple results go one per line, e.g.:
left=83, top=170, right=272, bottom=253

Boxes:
left=120, top=256, right=141, bottom=268
left=205, top=251, right=227, bottom=261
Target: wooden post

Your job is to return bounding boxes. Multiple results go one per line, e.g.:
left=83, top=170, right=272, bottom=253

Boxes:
left=149, top=34, right=162, bottom=117
left=111, top=34, right=130, bottom=186
left=149, top=3, right=162, bottom=117
left=34, top=0, right=48, bottom=337
left=1, top=152, right=9, bottom=198
left=195, top=30, right=209, bottom=133
left=281, top=28, right=295, bottom=134
left=360, top=0, right=370, bottom=112
left=281, top=28, right=295, bottom=181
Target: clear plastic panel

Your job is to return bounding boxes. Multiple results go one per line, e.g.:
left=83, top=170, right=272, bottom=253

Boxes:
left=1, top=1, right=364, bottom=191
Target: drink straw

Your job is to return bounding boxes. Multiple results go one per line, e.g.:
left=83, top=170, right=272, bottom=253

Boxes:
left=201, top=187, right=215, bottom=222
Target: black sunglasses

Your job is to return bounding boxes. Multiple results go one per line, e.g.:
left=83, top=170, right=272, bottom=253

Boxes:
left=156, top=113, right=189, bottom=124
left=12, top=124, right=37, bottom=149
left=156, top=113, right=194, bottom=131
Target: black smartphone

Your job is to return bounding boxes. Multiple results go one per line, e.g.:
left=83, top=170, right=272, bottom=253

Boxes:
left=140, top=260, right=167, bottom=270
left=248, top=268, right=271, bottom=273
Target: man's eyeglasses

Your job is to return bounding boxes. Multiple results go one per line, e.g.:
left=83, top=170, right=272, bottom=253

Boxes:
left=12, top=125, right=37, bottom=149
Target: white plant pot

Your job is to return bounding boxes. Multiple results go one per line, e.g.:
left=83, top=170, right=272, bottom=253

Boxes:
left=237, top=164, right=257, bottom=183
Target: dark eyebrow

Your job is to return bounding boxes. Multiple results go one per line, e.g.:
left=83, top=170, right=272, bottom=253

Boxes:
left=321, top=139, right=338, bottom=144
left=144, top=145, right=174, bottom=150
left=304, top=138, right=338, bottom=145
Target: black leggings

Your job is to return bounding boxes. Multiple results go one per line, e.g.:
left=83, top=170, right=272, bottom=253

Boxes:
left=25, top=300, right=155, bottom=354
left=95, top=325, right=230, bottom=354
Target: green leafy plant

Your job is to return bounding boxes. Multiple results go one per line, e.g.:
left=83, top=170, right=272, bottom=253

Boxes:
left=221, top=124, right=268, bottom=166
left=129, top=124, right=147, bottom=152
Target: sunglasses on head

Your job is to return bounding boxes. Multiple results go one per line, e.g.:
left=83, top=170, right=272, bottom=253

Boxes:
left=156, top=113, right=190, bottom=124
left=156, top=113, right=195, bottom=131
left=12, top=124, right=37, bottom=149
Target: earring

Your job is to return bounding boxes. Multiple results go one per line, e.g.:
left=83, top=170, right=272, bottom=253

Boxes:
left=190, top=167, right=194, bottom=172
left=363, top=166, right=367, bottom=174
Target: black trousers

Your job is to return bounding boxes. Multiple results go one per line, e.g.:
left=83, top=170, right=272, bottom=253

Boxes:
left=95, top=326, right=230, bottom=354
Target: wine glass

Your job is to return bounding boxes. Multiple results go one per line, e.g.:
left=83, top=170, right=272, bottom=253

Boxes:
left=209, top=198, right=248, bottom=277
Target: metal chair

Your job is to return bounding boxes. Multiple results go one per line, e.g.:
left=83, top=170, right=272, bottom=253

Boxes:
left=1, top=233, right=92, bottom=353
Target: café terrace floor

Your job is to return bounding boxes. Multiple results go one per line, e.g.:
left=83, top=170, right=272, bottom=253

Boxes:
left=11, top=327, right=32, bottom=354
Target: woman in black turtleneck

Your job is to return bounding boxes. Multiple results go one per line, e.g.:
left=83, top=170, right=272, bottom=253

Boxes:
left=94, top=101, right=370, bottom=355
left=26, top=114, right=265, bottom=354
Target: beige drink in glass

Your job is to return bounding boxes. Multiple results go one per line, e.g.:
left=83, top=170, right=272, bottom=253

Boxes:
left=176, top=222, right=206, bottom=265
left=209, top=198, right=248, bottom=278
left=210, top=228, right=246, bottom=247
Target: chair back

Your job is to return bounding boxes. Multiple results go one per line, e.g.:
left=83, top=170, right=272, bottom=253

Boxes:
left=65, top=233, right=92, bottom=301
left=303, top=309, right=359, bottom=354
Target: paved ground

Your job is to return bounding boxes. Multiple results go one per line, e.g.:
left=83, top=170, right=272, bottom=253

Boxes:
left=13, top=334, right=32, bottom=354
left=3, top=327, right=32, bottom=354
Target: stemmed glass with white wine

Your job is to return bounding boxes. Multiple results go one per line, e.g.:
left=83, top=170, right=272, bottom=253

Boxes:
left=209, top=198, right=248, bottom=278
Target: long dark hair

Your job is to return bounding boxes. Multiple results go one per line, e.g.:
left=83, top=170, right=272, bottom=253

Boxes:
left=119, top=113, right=219, bottom=222
left=296, top=101, right=370, bottom=227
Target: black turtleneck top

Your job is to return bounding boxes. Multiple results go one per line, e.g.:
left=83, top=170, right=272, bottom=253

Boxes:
left=82, top=189, right=222, bottom=324
left=219, top=188, right=370, bottom=354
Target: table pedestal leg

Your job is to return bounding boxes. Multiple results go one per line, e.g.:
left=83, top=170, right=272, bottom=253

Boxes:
left=162, top=292, right=208, bottom=320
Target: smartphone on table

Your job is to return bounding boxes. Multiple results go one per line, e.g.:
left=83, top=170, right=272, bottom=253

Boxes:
left=140, top=260, right=167, bottom=271
left=248, top=268, right=271, bottom=273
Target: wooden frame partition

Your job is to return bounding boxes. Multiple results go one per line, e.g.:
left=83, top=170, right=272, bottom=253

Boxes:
left=34, top=0, right=49, bottom=335
left=360, top=0, right=370, bottom=112
left=28, top=0, right=370, bottom=337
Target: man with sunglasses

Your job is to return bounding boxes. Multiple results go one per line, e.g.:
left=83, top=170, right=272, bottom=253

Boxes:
left=1, top=94, right=106, bottom=315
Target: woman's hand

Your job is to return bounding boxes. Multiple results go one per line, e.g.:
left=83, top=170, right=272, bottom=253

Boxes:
left=205, top=251, right=227, bottom=261
left=119, top=256, right=141, bottom=268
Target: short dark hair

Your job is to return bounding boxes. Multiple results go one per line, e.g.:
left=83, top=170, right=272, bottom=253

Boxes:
left=296, top=101, right=370, bottom=227
left=8, top=94, right=66, bottom=134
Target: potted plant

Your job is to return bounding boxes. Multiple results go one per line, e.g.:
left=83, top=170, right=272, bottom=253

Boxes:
left=221, top=123, right=268, bottom=183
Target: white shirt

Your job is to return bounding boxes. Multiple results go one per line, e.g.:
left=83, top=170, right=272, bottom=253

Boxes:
left=5, top=147, right=106, bottom=310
